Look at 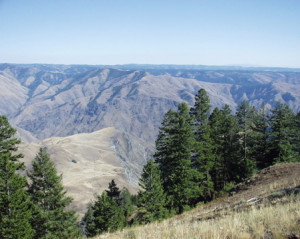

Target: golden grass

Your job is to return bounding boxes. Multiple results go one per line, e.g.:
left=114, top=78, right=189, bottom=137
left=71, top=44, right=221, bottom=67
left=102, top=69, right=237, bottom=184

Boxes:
left=93, top=195, right=300, bottom=239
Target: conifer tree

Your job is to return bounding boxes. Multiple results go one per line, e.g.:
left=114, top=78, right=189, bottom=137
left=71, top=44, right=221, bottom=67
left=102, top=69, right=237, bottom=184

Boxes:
left=209, top=105, right=240, bottom=194
left=221, top=105, right=241, bottom=182
left=154, top=102, right=199, bottom=213
left=105, top=179, right=121, bottom=206
left=294, top=111, right=300, bottom=161
left=268, top=102, right=296, bottom=163
left=154, top=109, right=177, bottom=188
left=0, top=115, right=23, bottom=161
left=137, top=159, right=167, bottom=223
left=83, top=180, right=125, bottom=237
left=251, top=104, right=271, bottom=168
left=91, top=191, right=123, bottom=235
left=27, top=148, right=78, bottom=239
left=208, top=107, right=225, bottom=194
left=0, top=115, right=34, bottom=238
left=190, top=88, right=214, bottom=201
left=81, top=203, right=96, bottom=237
left=119, top=187, right=133, bottom=226
left=236, top=100, right=256, bottom=177
left=0, top=154, right=34, bottom=239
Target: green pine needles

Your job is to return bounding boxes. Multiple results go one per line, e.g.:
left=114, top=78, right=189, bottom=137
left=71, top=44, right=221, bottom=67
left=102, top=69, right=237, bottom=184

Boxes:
left=0, top=116, right=78, bottom=238
left=152, top=88, right=299, bottom=217
left=82, top=180, right=133, bottom=237
left=137, top=159, right=167, bottom=223
left=27, top=148, right=79, bottom=239
left=0, top=116, right=34, bottom=238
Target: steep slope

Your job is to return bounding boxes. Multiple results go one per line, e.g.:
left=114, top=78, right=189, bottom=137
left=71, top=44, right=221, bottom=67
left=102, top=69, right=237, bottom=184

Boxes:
left=0, top=67, right=28, bottom=115
left=19, top=127, right=151, bottom=216
left=1, top=64, right=299, bottom=145
left=94, top=163, right=300, bottom=239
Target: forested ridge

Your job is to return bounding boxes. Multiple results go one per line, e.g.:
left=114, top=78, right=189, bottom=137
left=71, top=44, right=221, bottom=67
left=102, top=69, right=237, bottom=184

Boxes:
left=0, top=89, right=299, bottom=238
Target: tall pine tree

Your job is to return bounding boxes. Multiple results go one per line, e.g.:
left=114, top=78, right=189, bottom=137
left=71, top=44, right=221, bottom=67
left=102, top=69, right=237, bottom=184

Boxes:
left=209, top=105, right=240, bottom=194
left=221, top=105, right=241, bottom=182
left=236, top=100, right=256, bottom=177
left=208, top=107, right=225, bottom=195
left=0, top=154, right=34, bottom=239
left=105, top=179, right=121, bottom=206
left=119, top=187, right=133, bottom=226
left=83, top=180, right=124, bottom=237
left=81, top=203, right=96, bottom=237
left=251, top=104, right=271, bottom=168
left=0, top=115, right=23, bottom=161
left=268, top=102, right=296, bottom=163
left=27, top=148, right=78, bottom=239
left=91, top=191, right=123, bottom=236
left=137, top=159, right=167, bottom=223
left=294, top=111, right=300, bottom=161
left=155, top=102, right=199, bottom=213
left=190, top=88, right=214, bottom=202
left=0, top=115, right=34, bottom=239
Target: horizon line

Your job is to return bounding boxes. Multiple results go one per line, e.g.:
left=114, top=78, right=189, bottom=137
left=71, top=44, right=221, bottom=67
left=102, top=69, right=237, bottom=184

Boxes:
left=1, top=62, right=300, bottom=70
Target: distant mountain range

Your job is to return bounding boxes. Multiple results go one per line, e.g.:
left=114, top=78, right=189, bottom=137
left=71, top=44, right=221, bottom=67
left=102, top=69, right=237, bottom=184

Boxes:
left=1, top=63, right=299, bottom=142
left=1, top=63, right=299, bottom=213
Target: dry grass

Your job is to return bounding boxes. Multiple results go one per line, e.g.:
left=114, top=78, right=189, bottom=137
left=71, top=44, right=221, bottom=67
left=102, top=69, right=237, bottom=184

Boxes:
left=93, top=195, right=300, bottom=239
left=89, top=163, right=300, bottom=239
left=19, top=127, right=140, bottom=217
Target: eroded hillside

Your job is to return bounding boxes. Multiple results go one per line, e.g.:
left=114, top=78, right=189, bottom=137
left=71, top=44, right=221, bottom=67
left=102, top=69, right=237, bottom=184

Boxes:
left=1, top=64, right=299, bottom=144
left=19, top=127, right=151, bottom=216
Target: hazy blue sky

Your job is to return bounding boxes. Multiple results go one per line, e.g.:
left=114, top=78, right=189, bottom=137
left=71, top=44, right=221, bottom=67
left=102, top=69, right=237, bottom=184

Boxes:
left=1, top=0, right=300, bottom=67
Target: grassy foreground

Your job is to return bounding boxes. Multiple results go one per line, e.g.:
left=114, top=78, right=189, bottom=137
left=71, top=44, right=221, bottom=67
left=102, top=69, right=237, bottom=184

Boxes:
left=93, top=194, right=300, bottom=239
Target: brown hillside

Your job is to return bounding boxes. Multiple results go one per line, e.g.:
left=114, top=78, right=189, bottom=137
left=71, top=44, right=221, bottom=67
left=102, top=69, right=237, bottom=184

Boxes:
left=95, top=163, right=300, bottom=239
left=188, top=163, right=300, bottom=223
left=18, top=127, right=149, bottom=217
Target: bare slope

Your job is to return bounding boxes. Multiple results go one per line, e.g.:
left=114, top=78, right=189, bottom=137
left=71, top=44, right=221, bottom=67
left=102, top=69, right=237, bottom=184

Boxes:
left=1, top=64, right=299, bottom=144
left=19, top=127, right=150, bottom=216
left=94, top=163, right=300, bottom=239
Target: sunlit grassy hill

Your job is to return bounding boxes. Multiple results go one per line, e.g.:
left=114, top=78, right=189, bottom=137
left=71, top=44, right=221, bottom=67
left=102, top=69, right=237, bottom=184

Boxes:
left=93, top=163, right=300, bottom=239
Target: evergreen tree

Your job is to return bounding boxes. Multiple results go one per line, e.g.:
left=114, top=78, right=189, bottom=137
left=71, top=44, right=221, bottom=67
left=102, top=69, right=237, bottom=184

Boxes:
left=83, top=180, right=126, bottom=237
left=209, top=105, right=240, bottom=194
left=235, top=100, right=256, bottom=177
left=208, top=107, right=225, bottom=195
left=0, top=115, right=23, bottom=161
left=251, top=104, right=271, bottom=168
left=0, top=154, right=34, bottom=239
left=221, top=105, right=241, bottom=182
left=81, top=203, right=96, bottom=237
left=0, top=115, right=34, bottom=238
left=105, top=179, right=121, bottom=206
left=154, top=109, right=178, bottom=189
left=154, top=102, right=199, bottom=213
left=27, top=148, right=78, bottom=239
left=294, top=111, right=300, bottom=161
left=119, top=187, right=133, bottom=226
left=268, top=102, right=296, bottom=163
left=190, top=88, right=215, bottom=202
left=91, top=191, right=123, bottom=235
left=137, top=159, right=167, bottom=223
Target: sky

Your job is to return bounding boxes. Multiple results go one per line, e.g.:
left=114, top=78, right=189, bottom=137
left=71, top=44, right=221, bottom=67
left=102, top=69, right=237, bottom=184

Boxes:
left=0, top=0, right=300, bottom=67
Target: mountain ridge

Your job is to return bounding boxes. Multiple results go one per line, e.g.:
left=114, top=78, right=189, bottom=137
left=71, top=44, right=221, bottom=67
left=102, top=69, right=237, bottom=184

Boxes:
left=1, top=64, right=299, bottom=143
